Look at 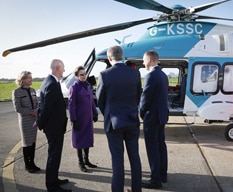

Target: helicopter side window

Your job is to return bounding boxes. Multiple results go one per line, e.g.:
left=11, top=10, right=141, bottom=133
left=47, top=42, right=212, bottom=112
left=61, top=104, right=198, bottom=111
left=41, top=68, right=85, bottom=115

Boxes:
left=192, top=64, right=219, bottom=94
left=201, top=65, right=218, bottom=83
left=219, top=34, right=225, bottom=51
left=223, top=64, right=233, bottom=93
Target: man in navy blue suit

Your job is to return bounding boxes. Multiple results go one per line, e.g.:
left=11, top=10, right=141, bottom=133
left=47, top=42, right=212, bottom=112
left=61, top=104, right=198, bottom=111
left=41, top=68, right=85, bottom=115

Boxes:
left=139, top=50, right=169, bottom=189
left=96, top=46, right=142, bottom=192
left=36, top=59, right=71, bottom=192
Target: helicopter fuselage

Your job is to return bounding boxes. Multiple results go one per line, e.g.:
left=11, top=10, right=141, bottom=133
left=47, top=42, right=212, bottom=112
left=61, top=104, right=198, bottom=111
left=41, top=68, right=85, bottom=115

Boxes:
left=93, top=21, right=233, bottom=125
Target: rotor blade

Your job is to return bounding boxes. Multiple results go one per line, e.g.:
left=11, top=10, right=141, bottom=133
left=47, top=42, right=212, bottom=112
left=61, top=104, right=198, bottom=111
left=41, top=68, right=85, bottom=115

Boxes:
left=195, top=14, right=233, bottom=21
left=114, top=0, right=173, bottom=14
left=189, top=0, right=230, bottom=13
left=2, top=17, right=155, bottom=57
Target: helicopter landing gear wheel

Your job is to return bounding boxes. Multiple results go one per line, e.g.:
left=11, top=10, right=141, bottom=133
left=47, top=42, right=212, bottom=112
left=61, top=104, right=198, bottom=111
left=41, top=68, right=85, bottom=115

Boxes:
left=225, top=123, right=233, bottom=141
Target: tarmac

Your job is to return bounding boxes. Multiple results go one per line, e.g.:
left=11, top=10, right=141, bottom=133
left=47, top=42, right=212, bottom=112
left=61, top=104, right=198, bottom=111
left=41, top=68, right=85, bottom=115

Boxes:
left=2, top=115, right=233, bottom=192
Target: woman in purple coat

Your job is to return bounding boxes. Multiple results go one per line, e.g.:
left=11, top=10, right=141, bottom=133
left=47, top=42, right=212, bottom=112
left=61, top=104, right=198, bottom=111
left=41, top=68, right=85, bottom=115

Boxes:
left=68, top=66, right=98, bottom=172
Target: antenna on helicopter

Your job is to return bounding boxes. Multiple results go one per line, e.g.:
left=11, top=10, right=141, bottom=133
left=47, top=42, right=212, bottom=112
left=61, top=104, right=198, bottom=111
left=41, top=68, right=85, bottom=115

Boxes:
left=115, top=35, right=132, bottom=45
left=115, top=39, right=121, bottom=45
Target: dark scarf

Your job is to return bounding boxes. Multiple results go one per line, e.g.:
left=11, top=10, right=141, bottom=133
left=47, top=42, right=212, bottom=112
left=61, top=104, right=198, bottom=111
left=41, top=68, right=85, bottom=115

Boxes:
left=21, top=87, right=34, bottom=109
left=78, top=80, right=89, bottom=90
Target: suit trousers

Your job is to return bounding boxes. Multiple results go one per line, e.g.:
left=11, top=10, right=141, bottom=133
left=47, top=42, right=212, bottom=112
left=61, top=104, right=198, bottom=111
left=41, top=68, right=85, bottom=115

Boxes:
left=106, top=126, right=142, bottom=192
left=45, top=132, right=64, bottom=191
left=143, top=123, right=168, bottom=184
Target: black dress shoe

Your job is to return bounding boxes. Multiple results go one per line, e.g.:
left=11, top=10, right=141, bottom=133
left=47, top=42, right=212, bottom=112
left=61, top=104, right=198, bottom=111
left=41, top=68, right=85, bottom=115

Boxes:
left=142, top=180, right=162, bottom=189
left=25, top=166, right=35, bottom=173
left=48, top=186, right=72, bottom=192
left=79, top=162, right=87, bottom=172
left=25, top=163, right=40, bottom=173
left=57, top=179, right=69, bottom=185
left=85, top=161, right=97, bottom=168
left=31, top=163, right=41, bottom=171
left=56, top=187, right=72, bottom=192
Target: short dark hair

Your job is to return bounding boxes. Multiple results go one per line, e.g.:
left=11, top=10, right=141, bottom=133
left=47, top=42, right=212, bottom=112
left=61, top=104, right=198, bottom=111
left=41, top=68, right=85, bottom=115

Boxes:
left=107, top=45, right=123, bottom=61
left=144, top=50, right=159, bottom=61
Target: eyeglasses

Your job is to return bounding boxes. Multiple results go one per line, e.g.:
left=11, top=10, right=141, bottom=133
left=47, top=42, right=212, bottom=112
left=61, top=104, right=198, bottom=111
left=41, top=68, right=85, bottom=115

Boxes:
left=79, top=73, right=87, bottom=77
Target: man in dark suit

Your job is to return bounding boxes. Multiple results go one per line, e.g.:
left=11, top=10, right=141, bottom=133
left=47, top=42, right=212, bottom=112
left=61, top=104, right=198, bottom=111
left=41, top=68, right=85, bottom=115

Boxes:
left=139, top=50, right=169, bottom=189
left=36, top=59, right=71, bottom=192
left=96, top=46, right=142, bottom=192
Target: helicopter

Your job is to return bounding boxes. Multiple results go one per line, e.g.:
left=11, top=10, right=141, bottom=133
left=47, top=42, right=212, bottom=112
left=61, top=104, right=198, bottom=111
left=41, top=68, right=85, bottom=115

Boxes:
left=2, top=0, right=233, bottom=141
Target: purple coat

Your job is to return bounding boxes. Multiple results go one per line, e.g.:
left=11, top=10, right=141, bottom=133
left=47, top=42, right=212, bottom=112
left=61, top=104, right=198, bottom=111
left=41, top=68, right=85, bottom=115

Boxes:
left=68, top=80, right=97, bottom=149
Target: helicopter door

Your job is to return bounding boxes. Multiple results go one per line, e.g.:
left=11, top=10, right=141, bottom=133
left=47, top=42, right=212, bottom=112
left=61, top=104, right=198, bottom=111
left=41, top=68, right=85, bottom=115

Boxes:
left=84, top=48, right=96, bottom=75
left=183, top=57, right=233, bottom=121
left=83, top=48, right=97, bottom=86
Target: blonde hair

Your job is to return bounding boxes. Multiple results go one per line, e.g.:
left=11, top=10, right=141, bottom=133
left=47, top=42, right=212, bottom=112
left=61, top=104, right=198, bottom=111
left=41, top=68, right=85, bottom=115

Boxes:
left=15, top=71, right=32, bottom=87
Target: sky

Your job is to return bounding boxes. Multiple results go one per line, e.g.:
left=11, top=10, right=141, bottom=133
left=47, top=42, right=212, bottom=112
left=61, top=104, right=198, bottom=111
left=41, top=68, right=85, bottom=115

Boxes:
left=0, top=0, right=233, bottom=79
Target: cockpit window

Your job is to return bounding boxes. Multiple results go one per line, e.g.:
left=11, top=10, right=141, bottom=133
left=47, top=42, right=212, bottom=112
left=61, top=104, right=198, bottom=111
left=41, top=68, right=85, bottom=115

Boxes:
left=63, top=73, right=76, bottom=89
left=89, top=60, right=109, bottom=77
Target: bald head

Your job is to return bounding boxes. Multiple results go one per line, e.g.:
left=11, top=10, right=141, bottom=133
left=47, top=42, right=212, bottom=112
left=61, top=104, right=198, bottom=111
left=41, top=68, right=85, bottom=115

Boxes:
left=50, top=59, right=65, bottom=79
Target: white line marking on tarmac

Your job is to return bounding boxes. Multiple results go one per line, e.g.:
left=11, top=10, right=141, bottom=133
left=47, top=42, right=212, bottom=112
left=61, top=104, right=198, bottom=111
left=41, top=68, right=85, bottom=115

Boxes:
left=2, top=141, right=21, bottom=192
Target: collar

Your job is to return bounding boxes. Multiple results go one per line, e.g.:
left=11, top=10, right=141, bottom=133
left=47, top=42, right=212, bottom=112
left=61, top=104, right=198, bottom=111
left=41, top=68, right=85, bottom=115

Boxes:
left=51, top=74, right=59, bottom=82
left=114, top=63, right=124, bottom=66
left=150, top=65, right=159, bottom=71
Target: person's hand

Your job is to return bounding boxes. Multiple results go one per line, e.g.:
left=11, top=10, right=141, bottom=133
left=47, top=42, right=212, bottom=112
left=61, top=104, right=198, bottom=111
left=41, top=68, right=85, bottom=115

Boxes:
left=93, top=114, right=98, bottom=122
left=33, top=121, right=37, bottom=128
left=33, top=121, right=43, bottom=131
left=33, top=109, right=38, bottom=118
left=29, top=109, right=37, bottom=117
left=71, top=120, right=79, bottom=130
left=139, top=111, right=144, bottom=119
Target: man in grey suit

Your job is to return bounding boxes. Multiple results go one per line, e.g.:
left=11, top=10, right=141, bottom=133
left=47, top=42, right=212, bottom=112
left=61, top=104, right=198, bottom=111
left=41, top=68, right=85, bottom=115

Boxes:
left=139, top=50, right=169, bottom=189
left=36, top=59, right=71, bottom=192
left=96, top=46, right=142, bottom=192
